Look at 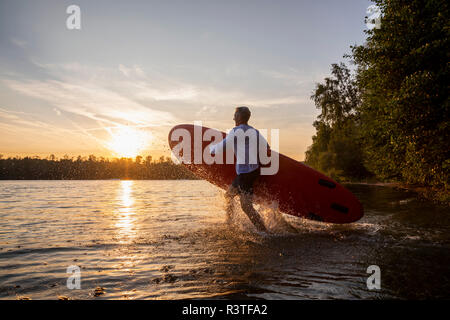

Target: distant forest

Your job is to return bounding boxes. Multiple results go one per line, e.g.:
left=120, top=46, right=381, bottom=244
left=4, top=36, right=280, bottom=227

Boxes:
left=0, top=155, right=198, bottom=180
left=305, top=0, right=449, bottom=200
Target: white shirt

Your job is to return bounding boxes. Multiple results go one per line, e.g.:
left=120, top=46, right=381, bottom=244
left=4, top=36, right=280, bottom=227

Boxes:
left=209, top=124, right=269, bottom=174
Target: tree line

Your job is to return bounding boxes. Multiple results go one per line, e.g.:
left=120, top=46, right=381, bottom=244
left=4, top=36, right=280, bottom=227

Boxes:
left=305, top=0, right=449, bottom=199
left=0, top=155, right=198, bottom=180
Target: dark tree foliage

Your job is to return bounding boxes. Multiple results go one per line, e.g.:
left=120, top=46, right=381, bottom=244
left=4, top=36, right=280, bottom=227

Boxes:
left=307, top=0, right=449, bottom=192
left=311, top=63, right=361, bottom=128
left=306, top=63, right=370, bottom=181
left=352, top=0, right=449, bottom=188
left=0, top=155, right=198, bottom=180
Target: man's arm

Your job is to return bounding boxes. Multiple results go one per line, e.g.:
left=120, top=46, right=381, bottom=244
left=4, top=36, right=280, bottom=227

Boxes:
left=210, top=138, right=224, bottom=156
left=210, top=130, right=234, bottom=155
left=258, top=131, right=271, bottom=158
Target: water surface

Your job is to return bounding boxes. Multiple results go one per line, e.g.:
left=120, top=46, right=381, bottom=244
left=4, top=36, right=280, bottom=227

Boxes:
left=0, top=180, right=449, bottom=299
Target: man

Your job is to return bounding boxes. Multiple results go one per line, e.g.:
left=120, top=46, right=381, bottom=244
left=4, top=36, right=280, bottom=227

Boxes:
left=210, top=106, right=269, bottom=232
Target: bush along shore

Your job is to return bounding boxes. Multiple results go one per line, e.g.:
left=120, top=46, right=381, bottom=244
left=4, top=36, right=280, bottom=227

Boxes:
left=305, top=0, right=449, bottom=205
left=0, top=155, right=198, bottom=180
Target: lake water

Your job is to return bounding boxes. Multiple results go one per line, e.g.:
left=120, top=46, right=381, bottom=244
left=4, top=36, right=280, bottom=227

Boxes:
left=0, top=180, right=449, bottom=299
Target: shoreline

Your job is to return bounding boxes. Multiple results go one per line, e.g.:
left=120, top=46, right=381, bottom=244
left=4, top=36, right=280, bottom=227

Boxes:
left=345, top=181, right=449, bottom=205
left=1, top=178, right=448, bottom=205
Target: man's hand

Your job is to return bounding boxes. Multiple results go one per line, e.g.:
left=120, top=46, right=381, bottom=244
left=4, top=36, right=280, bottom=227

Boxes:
left=209, top=144, right=217, bottom=156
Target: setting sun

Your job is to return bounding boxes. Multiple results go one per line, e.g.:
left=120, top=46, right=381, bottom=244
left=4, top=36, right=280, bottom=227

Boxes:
left=106, top=126, right=150, bottom=158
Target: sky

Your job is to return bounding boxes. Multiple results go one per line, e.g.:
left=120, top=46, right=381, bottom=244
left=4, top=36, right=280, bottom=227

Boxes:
left=0, top=0, right=372, bottom=161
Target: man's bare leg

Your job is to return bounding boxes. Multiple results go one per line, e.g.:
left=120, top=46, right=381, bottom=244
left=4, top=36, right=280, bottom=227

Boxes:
left=240, top=193, right=268, bottom=233
left=224, top=185, right=238, bottom=224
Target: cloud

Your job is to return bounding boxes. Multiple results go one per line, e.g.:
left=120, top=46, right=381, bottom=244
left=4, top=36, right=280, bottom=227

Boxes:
left=239, top=96, right=310, bottom=108
left=115, top=64, right=310, bottom=108
left=259, top=68, right=326, bottom=87
left=10, top=38, right=27, bottom=48
left=118, top=64, right=145, bottom=78
left=0, top=107, right=52, bottom=129
left=3, top=65, right=177, bottom=128
left=0, top=61, right=316, bottom=158
left=196, top=105, right=218, bottom=117
left=134, top=84, right=198, bottom=101
left=0, top=107, right=107, bottom=154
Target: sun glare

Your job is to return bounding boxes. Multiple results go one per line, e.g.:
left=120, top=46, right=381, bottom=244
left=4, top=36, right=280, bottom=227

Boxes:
left=106, top=126, right=150, bottom=158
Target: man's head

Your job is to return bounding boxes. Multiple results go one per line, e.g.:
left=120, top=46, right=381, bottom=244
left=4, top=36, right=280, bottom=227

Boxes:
left=233, top=106, right=251, bottom=126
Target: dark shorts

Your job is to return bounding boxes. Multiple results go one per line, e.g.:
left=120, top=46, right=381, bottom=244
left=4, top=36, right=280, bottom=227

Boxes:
left=231, top=168, right=260, bottom=195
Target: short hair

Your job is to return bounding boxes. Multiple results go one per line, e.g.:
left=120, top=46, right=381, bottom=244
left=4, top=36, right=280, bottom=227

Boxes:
left=235, top=106, right=251, bottom=122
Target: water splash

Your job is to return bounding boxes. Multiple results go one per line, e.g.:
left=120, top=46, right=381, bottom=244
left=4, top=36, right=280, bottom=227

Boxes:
left=224, top=194, right=299, bottom=235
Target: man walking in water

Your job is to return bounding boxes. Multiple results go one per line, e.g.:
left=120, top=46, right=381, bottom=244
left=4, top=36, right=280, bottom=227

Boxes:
left=210, top=106, right=269, bottom=232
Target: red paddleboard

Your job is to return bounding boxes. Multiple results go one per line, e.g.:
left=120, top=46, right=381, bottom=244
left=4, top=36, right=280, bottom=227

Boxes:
left=168, top=124, right=363, bottom=224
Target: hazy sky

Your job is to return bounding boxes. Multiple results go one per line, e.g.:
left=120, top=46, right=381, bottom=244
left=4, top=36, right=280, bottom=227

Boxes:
left=0, top=0, right=371, bottom=160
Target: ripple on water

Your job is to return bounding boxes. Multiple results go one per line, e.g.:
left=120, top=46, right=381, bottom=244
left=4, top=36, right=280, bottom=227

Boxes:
left=0, top=180, right=449, bottom=299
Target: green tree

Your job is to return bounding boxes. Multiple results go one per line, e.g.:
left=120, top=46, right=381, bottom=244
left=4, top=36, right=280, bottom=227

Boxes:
left=306, top=63, right=370, bottom=180
left=352, top=0, right=449, bottom=188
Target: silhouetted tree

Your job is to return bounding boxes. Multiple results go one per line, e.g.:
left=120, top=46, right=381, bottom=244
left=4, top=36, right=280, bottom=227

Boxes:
left=0, top=155, right=197, bottom=180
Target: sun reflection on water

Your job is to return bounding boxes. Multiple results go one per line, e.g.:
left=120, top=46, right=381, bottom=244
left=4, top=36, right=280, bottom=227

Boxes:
left=115, top=180, right=136, bottom=242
